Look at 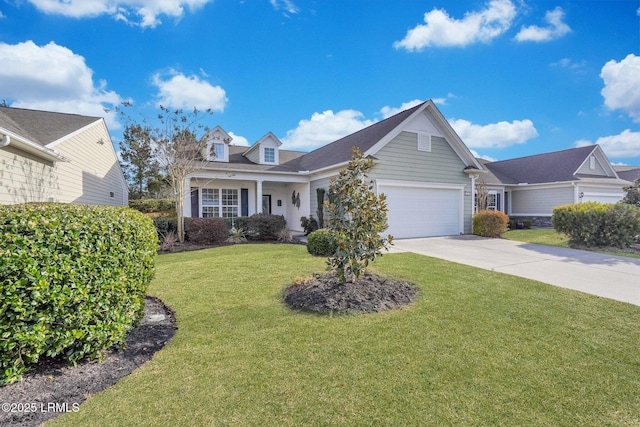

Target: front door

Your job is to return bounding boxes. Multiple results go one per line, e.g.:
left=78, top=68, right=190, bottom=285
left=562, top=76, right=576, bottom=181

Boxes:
left=262, top=195, right=272, bottom=214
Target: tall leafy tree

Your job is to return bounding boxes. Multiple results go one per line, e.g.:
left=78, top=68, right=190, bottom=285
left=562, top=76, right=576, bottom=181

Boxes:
left=119, top=124, right=160, bottom=199
left=326, top=147, right=393, bottom=283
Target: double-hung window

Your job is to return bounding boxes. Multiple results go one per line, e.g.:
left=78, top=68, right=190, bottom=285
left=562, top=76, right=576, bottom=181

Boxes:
left=264, top=147, right=275, bottom=163
left=201, top=189, right=220, bottom=217
left=221, top=189, right=239, bottom=218
left=209, top=143, right=225, bottom=160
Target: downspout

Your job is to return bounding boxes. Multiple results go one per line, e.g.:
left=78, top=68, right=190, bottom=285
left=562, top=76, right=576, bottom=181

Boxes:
left=470, top=173, right=477, bottom=234
left=0, top=133, right=10, bottom=147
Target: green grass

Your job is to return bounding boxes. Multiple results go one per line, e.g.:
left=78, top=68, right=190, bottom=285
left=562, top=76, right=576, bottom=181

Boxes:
left=504, top=228, right=640, bottom=259
left=503, top=228, right=571, bottom=248
left=51, top=245, right=640, bottom=426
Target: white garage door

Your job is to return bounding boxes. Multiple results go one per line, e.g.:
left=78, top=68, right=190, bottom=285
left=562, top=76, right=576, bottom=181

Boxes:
left=379, top=184, right=462, bottom=239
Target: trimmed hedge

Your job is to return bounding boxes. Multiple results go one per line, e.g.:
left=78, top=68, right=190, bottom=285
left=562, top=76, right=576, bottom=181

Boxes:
left=552, top=202, right=640, bottom=247
left=307, top=228, right=337, bottom=256
left=246, top=214, right=287, bottom=240
left=129, top=198, right=175, bottom=215
left=0, top=203, right=157, bottom=385
left=473, top=210, right=509, bottom=237
left=184, top=217, right=228, bottom=245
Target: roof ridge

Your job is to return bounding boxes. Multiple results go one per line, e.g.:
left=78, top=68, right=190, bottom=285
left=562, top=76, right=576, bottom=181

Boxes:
left=485, top=144, right=594, bottom=165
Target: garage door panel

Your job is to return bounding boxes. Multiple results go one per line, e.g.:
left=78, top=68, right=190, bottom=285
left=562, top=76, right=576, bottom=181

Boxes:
left=380, top=185, right=461, bottom=239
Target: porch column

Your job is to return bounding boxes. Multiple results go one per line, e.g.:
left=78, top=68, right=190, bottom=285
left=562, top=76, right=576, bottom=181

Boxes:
left=256, top=180, right=263, bottom=214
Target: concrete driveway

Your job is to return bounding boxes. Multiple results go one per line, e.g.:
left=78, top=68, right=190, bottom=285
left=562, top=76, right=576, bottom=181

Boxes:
left=390, top=235, right=640, bottom=307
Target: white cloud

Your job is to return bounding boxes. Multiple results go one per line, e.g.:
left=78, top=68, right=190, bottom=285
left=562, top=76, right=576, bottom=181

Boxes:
left=0, top=40, right=121, bottom=129
left=228, top=131, right=250, bottom=147
left=152, top=71, right=228, bottom=112
left=26, top=0, right=212, bottom=28
left=282, top=109, right=375, bottom=151
left=470, top=150, right=497, bottom=162
left=551, top=57, right=586, bottom=71
left=379, top=99, right=424, bottom=119
left=601, top=54, right=640, bottom=123
left=393, top=0, right=516, bottom=50
left=269, top=0, right=299, bottom=15
left=515, top=7, right=571, bottom=42
left=449, top=118, right=538, bottom=148
left=575, top=130, right=640, bottom=159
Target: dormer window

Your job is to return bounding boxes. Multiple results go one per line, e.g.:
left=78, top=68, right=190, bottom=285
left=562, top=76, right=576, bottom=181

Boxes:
left=264, top=147, right=275, bottom=163
left=210, top=143, right=225, bottom=160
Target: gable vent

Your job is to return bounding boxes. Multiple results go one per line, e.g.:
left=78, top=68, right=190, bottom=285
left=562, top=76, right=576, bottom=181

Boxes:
left=418, top=133, right=431, bottom=152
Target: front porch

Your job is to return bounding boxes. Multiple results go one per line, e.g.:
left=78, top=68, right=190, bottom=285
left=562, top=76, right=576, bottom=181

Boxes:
left=184, top=176, right=310, bottom=233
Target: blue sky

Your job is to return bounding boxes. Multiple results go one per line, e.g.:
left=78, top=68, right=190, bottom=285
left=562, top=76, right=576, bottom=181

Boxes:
left=0, top=0, right=639, bottom=165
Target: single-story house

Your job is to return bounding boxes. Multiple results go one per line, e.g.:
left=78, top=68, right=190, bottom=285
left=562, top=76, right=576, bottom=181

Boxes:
left=187, top=100, right=484, bottom=238
left=0, top=106, right=128, bottom=206
left=186, top=99, right=639, bottom=238
left=477, top=145, right=639, bottom=225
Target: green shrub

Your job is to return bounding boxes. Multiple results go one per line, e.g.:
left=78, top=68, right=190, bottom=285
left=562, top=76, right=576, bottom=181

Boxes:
left=307, top=229, right=337, bottom=256
left=473, top=210, right=509, bottom=237
left=152, top=216, right=178, bottom=240
left=184, top=218, right=228, bottom=245
left=224, top=217, right=249, bottom=232
left=247, top=214, right=287, bottom=240
left=300, top=216, right=319, bottom=235
left=0, top=203, right=157, bottom=385
left=552, top=202, right=640, bottom=247
left=129, top=198, right=175, bottom=215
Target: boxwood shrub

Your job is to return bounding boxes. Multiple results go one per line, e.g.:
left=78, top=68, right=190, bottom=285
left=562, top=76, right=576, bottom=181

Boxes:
left=473, top=210, right=510, bottom=237
left=307, top=228, right=337, bottom=256
left=552, top=202, right=640, bottom=247
left=184, top=217, right=228, bottom=245
left=0, top=203, right=157, bottom=385
left=247, top=213, right=287, bottom=240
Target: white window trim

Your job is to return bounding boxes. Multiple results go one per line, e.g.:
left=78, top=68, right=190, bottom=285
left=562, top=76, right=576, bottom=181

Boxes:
left=200, top=188, right=239, bottom=218
left=207, top=141, right=228, bottom=162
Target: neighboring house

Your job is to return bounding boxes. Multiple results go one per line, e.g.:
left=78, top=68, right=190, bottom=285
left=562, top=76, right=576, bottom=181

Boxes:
left=187, top=100, right=484, bottom=238
left=477, top=145, right=635, bottom=222
left=0, top=106, right=128, bottom=206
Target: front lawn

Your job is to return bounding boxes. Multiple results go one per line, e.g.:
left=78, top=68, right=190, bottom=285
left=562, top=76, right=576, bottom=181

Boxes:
left=51, top=245, right=640, bottom=426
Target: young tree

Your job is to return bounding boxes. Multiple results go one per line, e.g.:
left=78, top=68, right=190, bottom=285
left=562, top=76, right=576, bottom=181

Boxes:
left=623, top=176, right=640, bottom=208
left=151, top=106, right=212, bottom=243
left=119, top=124, right=160, bottom=199
left=325, top=147, right=393, bottom=283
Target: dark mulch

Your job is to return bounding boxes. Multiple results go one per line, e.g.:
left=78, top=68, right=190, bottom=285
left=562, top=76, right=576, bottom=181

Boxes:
left=283, top=271, right=418, bottom=314
left=0, top=297, right=177, bottom=427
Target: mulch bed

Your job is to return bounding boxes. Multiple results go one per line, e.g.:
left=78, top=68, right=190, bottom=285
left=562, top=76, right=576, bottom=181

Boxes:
left=0, top=297, right=177, bottom=427
left=283, top=271, right=418, bottom=314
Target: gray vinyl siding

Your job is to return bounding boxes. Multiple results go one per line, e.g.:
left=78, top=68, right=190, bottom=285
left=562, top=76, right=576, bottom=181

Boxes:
left=309, top=176, right=333, bottom=225
left=53, top=121, right=128, bottom=206
left=510, top=186, right=574, bottom=216
left=576, top=155, right=608, bottom=176
left=245, top=147, right=260, bottom=164
left=370, top=132, right=473, bottom=233
left=0, top=146, right=57, bottom=203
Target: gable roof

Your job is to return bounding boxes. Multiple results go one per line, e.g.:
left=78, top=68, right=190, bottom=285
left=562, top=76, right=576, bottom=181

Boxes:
left=294, top=102, right=426, bottom=172
left=614, top=165, right=640, bottom=182
left=481, top=145, right=619, bottom=185
left=0, top=106, right=100, bottom=147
